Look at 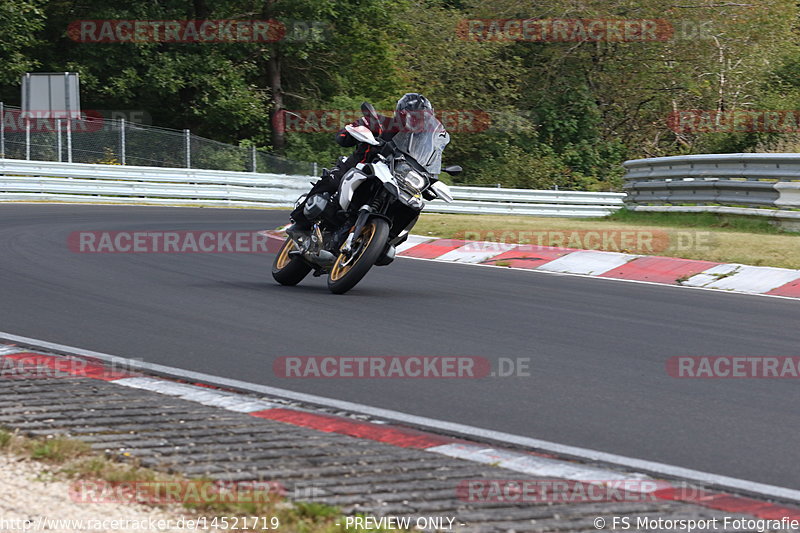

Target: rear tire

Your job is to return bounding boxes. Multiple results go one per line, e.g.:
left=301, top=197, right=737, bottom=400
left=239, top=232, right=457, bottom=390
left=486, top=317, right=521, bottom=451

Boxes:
left=327, top=218, right=390, bottom=294
left=272, top=237, right=312, bottom=286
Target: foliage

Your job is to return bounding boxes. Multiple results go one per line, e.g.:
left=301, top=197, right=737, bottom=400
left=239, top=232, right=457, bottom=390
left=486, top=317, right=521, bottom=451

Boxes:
left=1, top=0, right=799, bottom=190
left=0, top=0, right=46, bottom=85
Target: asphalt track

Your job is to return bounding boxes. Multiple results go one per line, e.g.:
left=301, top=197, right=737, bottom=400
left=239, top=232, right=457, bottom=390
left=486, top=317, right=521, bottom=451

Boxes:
left=0, top=204, right=798, bottom=490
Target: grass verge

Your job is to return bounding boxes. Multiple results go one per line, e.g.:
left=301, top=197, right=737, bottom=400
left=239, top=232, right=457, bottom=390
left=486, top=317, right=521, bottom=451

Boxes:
left=415, top=211, right=800, bottom=269
left=0, top=428, right=403, bottom=532
left=603, top=210, right=789, bottom=234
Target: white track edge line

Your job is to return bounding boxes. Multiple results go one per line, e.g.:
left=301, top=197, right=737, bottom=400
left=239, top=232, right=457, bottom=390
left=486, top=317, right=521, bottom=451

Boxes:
left=0, top=330, right=798, bottom=504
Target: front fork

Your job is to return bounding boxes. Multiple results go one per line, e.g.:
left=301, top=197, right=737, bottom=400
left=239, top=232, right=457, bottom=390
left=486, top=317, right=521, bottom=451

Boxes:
left=341, top=205, right=373, bottom=257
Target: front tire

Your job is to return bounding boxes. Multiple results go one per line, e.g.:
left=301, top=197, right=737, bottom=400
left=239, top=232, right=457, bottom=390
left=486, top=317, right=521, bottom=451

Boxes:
left=327, top=218, right=390, bottom=294
left=272, top=237, right=312, bottom=286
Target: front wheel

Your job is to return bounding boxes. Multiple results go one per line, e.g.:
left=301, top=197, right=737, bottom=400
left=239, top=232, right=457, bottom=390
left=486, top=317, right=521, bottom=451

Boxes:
left=327, top=218, right=390, bottom=294
left=272, top=237, right=312, bottom=286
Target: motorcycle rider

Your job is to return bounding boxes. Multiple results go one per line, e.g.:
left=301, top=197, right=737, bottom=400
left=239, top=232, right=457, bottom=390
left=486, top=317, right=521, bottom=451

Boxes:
left=286, top=93, right=435, bottom=240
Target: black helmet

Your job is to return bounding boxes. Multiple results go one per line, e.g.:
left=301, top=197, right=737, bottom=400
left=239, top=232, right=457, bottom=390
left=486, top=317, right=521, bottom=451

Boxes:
left=396, top=93, right=434, bottom=114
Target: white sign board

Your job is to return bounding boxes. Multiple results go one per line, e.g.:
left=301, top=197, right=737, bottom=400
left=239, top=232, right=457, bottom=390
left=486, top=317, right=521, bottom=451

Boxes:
left=21, top=72, right=81, bottom=119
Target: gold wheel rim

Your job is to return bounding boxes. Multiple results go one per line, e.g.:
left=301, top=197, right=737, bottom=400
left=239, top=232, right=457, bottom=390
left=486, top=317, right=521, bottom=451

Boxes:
left=276, top=239, right=297, bottom=269
left=330, top=223, right=377, bottom=282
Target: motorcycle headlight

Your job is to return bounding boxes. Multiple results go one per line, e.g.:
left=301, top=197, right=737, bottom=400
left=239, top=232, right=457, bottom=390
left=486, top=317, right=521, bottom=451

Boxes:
left=404, top=169, right=427, bottom=190
left=395, top=162, right=428, bottom=194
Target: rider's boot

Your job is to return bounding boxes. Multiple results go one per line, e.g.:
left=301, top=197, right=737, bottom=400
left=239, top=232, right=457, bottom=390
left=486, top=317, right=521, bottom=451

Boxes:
left=287, top=166, right=344, bottom=243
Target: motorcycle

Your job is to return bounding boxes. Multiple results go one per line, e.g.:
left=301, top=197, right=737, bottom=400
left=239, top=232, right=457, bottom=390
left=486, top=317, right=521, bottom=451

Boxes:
left=272, top=102, right=461, bottom=294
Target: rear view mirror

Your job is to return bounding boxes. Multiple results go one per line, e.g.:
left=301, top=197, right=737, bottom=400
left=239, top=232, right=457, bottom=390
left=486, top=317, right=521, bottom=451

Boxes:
left=361, top=101, right=380, bottom=122
left=443, top=165, right=463, bottom=175
left=361, top=101, right=382, bottom=132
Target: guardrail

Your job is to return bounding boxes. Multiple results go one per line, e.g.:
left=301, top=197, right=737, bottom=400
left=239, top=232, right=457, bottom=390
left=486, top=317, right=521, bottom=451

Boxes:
left=430, top=186, right=624, bottom=217
left=623, top=154, right=800, bottom=229
left=0, top=158, right=624, bottom=217
left=0, top=159, right=310, bottom=207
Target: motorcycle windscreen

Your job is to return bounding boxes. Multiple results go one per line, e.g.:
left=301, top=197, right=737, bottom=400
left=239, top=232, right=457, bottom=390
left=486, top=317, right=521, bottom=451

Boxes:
left=392, top=113, right=450, bottom=175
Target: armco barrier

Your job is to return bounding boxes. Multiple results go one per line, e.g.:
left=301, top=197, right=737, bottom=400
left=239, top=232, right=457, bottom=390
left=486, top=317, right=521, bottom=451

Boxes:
left=431, top=186, right=624, bottom=217
left=0, top=158, right=624, bottom=217
left=0, top=159, right=310, bottom=207
left=623, top=153, right=800, bottom=229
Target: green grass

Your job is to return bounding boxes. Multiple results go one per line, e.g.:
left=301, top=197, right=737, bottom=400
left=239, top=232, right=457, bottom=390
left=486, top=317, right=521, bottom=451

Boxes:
left=0, top=429, right=12, bottom=448
left=604, top=210, right=788, bottom=234
left=0, top=428, right=91, bottom=462
left=29, top=437, right=91, bottom=462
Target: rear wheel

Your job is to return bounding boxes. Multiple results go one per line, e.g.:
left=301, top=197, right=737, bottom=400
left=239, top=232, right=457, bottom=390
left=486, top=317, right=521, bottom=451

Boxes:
left=272, top=237, right=312, bottom=286
left=327, top=218, right=390, bottom=294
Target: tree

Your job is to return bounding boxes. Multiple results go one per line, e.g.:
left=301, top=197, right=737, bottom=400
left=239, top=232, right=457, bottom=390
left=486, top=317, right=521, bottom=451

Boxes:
left=0, top=0, right=45, bottom=90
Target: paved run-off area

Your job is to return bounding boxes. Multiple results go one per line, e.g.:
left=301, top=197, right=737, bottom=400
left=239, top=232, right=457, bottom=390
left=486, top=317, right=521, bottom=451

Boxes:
left=1, top=348, right=798, bottom=532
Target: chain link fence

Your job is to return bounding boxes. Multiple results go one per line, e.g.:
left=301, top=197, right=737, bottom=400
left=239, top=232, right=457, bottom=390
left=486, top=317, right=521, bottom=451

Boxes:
left=0, top=103, right=315, bottom=175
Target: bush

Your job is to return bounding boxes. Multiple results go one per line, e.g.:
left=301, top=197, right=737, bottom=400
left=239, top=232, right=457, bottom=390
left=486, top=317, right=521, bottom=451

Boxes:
left=472, top=145, right=597, bottom=190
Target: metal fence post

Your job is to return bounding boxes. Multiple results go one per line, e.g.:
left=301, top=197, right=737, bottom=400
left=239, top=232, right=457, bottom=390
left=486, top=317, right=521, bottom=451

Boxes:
left=120, top=118, right=126, bottom=165
left=184, top=129, right=191, bottom=168
left=66, top=118, right=72, bottom=163
left=0, top=102, right=4, bottom=159
left=25, top=117, right=30, bottom=160
left=251, top=145, right=257, bottom=173
left=56, top=119, right=62, bottom=162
